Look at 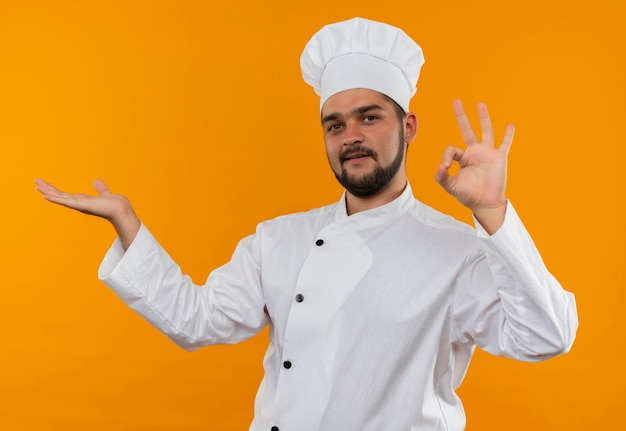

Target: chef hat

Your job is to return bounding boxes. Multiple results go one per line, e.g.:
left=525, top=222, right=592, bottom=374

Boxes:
left=300, top=17, right=425, bottom=112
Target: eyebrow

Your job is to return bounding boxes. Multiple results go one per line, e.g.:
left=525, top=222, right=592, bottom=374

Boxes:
left=321, top=104, right=385, bottom=124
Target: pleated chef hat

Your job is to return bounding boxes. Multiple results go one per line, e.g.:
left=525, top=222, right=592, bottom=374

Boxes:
left=300, top=17, right=425, bottom=112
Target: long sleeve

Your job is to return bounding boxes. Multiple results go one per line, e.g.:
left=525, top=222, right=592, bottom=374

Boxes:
left=452, top=202, right=578, bottom=361
left=98, top=224, right=270, bottom=351
left=92, top=188, right=578, bottom=430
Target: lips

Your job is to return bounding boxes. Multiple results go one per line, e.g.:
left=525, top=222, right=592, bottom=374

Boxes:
left=345, top=152, right=369, bottom=160
left=340, top=147, right=376, bottom=164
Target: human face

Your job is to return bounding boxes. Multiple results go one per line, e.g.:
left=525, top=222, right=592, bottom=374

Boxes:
left=321, top=89, right=410, bottom=198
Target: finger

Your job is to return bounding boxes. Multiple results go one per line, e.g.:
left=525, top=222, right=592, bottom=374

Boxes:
left=453, top=99, right=478, bottom=146
left=34, top=178, right=64, bottom=198
left=34, top=178, right=52, bottom=193
left=435, top=163, right=451, bottom=186
left=477, top=102, right=494, bottom=147
left=34, top=178, right=49, bottom=194
left=436, top=146, right=463, bottom=191
left=93, top=179, right=111, bottom=196
left=499, top=123, right=515, bottom=155
left=441, top=145, right=465, bottom=169
left=34, top=179, right=83, bottom=209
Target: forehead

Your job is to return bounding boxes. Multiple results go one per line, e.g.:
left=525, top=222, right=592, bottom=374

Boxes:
left=321, top=88, right=392, bottom=118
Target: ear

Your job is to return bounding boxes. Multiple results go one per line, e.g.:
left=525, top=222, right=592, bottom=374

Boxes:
left=404, top=112, right=418, bottom=144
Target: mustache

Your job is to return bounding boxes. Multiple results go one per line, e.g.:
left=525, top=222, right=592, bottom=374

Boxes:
left=339, top=146, right=377, bottom=163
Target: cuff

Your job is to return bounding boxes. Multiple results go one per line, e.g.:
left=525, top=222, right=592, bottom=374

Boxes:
left=98, top=223, right=156, bottom=283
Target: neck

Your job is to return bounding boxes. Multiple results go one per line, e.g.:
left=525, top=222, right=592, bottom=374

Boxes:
left=345, top=179, right=407, bottom=215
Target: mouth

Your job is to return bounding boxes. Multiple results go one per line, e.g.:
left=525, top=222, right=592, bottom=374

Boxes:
left=345, top=153, right=369, bottom=161
left=340, top=148, right=376, bottom=164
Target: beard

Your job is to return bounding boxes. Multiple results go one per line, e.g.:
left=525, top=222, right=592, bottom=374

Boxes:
left=332, top=128, right=405, bottom=198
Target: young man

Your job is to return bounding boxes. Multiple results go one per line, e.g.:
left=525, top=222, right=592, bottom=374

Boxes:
left=35, top=17, right=577, bottom=431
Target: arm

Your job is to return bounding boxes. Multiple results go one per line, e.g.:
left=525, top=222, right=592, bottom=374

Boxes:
left=98, top=225, right=270, bottom=350
left=438, top=101, right=578, bottom=358
left=453, top=204, right=578, bottom=360
left=34, top=178, right=141, bottom=250
left=435, top=100, right=514, bottom=234
left=35, top=178, right=269, bottom=348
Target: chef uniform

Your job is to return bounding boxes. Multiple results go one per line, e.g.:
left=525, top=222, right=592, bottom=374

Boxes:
left=98, top=17, right=578, bottom=431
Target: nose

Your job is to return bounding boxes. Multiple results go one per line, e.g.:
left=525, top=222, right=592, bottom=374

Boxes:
left=342, top=121, right=364, bottom=146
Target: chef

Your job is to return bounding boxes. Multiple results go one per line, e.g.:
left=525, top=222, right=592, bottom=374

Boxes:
left=35, top=17, right=578, bottom=431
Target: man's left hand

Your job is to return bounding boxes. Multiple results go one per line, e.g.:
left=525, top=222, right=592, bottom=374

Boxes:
left=435, top=99, right=515, bottom=235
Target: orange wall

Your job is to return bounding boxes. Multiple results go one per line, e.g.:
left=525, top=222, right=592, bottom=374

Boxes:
left=1, top=1, right=624, bottom=429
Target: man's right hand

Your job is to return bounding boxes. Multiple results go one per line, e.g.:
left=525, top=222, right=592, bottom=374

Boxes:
left=35, top=178, right=141, bottom=250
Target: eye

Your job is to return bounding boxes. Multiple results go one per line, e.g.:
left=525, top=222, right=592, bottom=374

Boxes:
left=362, top=115, right=378, bottom=123
left=326, top=123, right=342, bottom=132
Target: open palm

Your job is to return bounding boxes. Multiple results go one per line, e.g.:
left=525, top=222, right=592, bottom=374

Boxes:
left=35, top=178, right=140, bottom=249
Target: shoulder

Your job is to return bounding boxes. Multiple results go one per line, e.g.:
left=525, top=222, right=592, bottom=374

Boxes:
left=396, top=199, right=486, bottom=264
left=408, top=198, right=476, bottom=237
left=257, top=201, right=338, bottom=234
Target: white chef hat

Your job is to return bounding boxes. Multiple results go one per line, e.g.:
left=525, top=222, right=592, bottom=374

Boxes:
left=300, top=17, right=425, bottom=112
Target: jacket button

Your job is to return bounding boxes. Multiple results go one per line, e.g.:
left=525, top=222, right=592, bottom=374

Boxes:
left=271, top=427, right=279, bottom=431
left=315, top=239, right=324, bottom=246
left=295, top=294, right=304, bottom=303
left=283, top=360, right=292, bottom=369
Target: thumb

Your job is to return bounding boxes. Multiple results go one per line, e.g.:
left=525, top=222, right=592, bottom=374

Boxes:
left=435, top=163, right=453, bottom=191
left=93, top=179, right=111, bottom=196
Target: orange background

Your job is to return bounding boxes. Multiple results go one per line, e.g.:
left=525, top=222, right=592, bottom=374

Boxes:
left=1, top=0, right=624, bottom=429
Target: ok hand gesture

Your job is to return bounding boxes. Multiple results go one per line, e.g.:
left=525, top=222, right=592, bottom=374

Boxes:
left=435, top=100, right=515, bottom=234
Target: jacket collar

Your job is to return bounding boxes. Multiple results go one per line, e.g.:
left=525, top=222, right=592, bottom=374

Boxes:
left=332, top=181, right=415, bottom=227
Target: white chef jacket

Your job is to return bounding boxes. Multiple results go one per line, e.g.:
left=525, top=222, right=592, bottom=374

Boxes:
left=98, top=183, right=577, bottom=431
